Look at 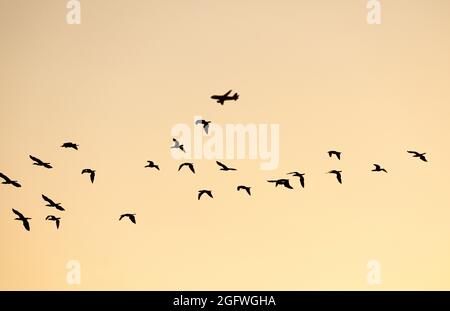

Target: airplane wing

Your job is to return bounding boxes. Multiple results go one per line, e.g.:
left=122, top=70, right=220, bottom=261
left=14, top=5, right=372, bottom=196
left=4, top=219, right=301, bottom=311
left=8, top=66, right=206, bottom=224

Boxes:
left=223, top=90, right=232, bottom=96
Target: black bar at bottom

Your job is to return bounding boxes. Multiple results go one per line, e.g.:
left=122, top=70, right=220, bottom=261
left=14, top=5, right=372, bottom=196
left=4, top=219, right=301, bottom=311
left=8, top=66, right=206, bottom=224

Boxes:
left=1, top=291, right=450, bottom=309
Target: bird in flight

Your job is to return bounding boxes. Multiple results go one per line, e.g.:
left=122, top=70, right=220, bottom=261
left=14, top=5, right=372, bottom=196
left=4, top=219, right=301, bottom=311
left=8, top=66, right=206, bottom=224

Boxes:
left=407, top=151, right=428, bottom=162
left=267, top=179, right=293, bottom=189
left=287, top=172, right=305, bottom=188
left=327, top=170, right=343, bottom=184
left=145, top=161, right=160, bottom=170
left=195, top=119, right=211, bottom=134
left=198, top=190, right=213, bottom=200
left=216, top=161, right=237, bottom=171
left=211, top=90, right=239, bottom=105
left=237, top=185, right=251, bottom=196
left=119, top=213, right=136, bottom=224
left=46, top=215, right=61, bottom=229
left=328, top=150, right=342, bottom=160
left=171, top=138, right=185, bottom=152
left=12, top=209, right=31, bottom=231
left=29, top=155, right=52, bottom=169
left=0, top=172, right=21, bottom=188
left=372, top=164, right=387, bottom=173
left=81, top=168, right=96, bottom=183
left=178, top=162, right=195, bottom=174
left=42, top=195, right=65, bottom=211
left=61, top=142, right=79, bottom=150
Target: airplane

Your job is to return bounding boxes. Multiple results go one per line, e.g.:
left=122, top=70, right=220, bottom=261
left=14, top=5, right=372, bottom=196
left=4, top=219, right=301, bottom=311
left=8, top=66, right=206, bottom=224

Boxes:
left=210, top=90, right=239, bottom=105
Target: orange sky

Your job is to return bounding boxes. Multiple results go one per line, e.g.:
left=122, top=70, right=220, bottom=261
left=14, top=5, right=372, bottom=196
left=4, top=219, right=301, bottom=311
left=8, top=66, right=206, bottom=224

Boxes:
left=1, top=0, right=450, bottom=290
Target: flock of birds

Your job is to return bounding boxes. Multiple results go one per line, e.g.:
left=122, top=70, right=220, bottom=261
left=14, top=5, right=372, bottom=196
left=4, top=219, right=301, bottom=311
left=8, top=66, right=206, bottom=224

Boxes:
left=1, top=90, right=429, bottom=231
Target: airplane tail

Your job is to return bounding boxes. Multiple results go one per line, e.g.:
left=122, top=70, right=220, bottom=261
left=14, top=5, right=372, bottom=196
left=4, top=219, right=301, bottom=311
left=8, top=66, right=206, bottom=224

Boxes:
left=233, top=93, right=239, bottom=101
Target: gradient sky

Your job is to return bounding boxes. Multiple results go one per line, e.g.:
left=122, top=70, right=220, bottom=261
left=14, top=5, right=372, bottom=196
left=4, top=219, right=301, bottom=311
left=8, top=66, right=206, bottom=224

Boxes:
left=1, top=0, right=450, bottom=290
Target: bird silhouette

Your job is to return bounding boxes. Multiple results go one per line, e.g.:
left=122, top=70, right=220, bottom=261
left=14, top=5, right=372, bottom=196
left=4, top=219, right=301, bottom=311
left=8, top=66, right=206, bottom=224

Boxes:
left=267, top=179, right=293, bottom=189
left=81, top=168, right=96, bottom=183
left=198, top=190, right=213, bottom=200
left=42, top=194, right=65, bottom=211
left=45, top=215, right=61, bottom=229
left=287, top=172, right=305, bottom=188
left=327, top=170, right=343, bottom=184
left=145, top=161, right=160, bottom=170
left=237, top=185, right=251, bottom=196
left=195, top=119, right=211, bottom=134
left=372, top=164, right=387, bottom=173
left=171, top=138, right=185, bottom=152
left=61, top=142, right=78, bottom=150
left=29, top=155, right=52, bottom=169
left=216, top=161, right=237, bottom=171
left=0, top=172, right=21, bottom=188
left=328, top=150, right=341, bottom=160
left=178, top=162, right=195, bottom=174
left=119, top=213, right=136, bottom=224
left=12, top=209, right=31, bottom=231
left=407, top=151, right=428, bottom=162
